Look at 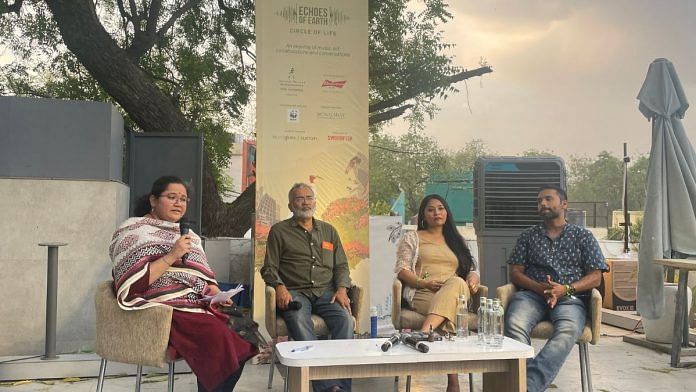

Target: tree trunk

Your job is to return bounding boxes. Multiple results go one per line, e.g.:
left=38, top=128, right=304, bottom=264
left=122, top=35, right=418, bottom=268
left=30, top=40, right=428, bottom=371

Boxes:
left=44, top=0, right=252, bottom=237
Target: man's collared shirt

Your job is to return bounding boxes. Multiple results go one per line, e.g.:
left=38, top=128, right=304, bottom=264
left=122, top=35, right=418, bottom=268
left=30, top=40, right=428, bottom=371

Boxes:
left=261, top=217, right=351, bottom=296
left=508, top=223, right=608, bottom=285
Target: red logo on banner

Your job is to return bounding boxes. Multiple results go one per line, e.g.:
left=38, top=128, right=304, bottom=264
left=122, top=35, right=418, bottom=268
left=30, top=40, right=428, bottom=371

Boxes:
left=321, top=80, right=347, bottom=88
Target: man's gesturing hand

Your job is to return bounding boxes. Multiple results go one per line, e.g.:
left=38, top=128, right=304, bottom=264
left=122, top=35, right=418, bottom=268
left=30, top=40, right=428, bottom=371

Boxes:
left=330, top=287, right=352, bottom=314
left=544, top=275, right=565, bottom=308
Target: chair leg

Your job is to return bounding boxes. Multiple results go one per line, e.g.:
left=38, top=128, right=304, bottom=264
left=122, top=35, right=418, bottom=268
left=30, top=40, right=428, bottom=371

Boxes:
left=283, top=366, right=289, bottom=392
left=95, top=358, right=107, bottom=392
left=469, top=373, right=474, bottom=392
left=135, top=365, right=143, bottom=392
left=267, top=345, right=275, bottom=389
left=579, top=342, right=593, bottom=392
left=578, top=343, right=587, bottom=392
left=406, top=375, right=411, bottom=392
left=583, top=343, right=593, bottom=392
left=168, top=362, right=175, bottom=392
left=393, top=376, right=399, bottom=392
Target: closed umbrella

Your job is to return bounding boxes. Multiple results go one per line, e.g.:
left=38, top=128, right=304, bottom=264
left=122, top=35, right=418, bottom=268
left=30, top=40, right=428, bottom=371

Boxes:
left=637, top=58, right=696, bottom=320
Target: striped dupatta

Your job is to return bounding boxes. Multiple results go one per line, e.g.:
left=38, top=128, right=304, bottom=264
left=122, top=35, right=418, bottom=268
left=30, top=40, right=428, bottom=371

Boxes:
left=110, top=217, right=218, bottom=314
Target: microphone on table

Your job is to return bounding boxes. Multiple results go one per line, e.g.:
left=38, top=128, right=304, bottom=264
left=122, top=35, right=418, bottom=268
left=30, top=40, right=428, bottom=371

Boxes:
left=179, top=219, right=191, bottom=264
left=381, top=333, right=401, bottom=352
left=402, top=333, right=430, bottom=353
left=286, top=301, right=303, bottom=311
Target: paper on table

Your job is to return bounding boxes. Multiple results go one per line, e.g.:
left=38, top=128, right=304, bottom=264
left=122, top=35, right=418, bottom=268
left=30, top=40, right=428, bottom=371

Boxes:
left=202, top=284, right=244, bottom=305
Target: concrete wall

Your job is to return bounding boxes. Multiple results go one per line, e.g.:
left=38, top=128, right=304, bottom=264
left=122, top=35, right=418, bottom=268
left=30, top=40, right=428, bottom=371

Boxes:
left=0, top=96, right=124, bottom=181
left=0, top=179, right=129, bottom=355
left=203, top=238, right=252, bottom=285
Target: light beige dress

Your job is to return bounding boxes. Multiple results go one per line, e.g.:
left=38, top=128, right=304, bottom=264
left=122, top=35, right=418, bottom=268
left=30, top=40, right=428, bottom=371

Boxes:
left=410, top=235, right=471, bottom=333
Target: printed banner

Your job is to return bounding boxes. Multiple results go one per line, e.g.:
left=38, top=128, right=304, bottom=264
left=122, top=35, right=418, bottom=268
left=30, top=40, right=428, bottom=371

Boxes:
left=369, top=216, right=403, bottom=334
left=255, top=1, right=369, bottom=329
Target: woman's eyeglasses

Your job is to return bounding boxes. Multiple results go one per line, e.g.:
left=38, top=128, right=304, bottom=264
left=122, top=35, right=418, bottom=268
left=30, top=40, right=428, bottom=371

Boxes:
left=160, top=194, right=190, bottom=204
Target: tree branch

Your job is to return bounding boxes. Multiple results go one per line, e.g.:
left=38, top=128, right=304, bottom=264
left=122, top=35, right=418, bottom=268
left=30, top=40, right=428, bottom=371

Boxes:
left=0, top=0, right=23, bottom=15
left=144, top=0, right=161, bottom=37
left=368, top=65, right=493, bottom=113
left=125, top=0, right=201, bottom=61
left=368, top=104, right=413, bottom=125
left=156, top=0, right=201, bottom=39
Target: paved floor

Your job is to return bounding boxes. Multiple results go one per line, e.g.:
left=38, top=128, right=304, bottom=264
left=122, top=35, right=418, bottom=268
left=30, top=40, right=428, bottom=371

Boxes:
left=1, top=326, right=694, bottom=392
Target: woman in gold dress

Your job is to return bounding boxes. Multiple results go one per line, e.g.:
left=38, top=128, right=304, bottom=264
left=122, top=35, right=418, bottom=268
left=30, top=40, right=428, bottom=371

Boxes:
left=395, top=194, right=480, bottom=392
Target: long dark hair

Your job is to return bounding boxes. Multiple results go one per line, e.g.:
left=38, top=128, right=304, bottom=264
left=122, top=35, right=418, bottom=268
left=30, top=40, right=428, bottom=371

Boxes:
left=133, top=175, right=190, bottom=217
left=417, top=194, right=474, bottom=278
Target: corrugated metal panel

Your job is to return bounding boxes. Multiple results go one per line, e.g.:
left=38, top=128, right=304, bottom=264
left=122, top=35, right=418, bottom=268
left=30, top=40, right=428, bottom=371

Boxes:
left=474, top=157, right=566, bottom=232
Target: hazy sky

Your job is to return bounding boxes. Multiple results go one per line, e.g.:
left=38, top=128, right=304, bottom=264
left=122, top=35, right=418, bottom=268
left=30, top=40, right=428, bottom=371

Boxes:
left=386, top=0, right=696, bottom=160
left=2, top=1, right=695, bottom=161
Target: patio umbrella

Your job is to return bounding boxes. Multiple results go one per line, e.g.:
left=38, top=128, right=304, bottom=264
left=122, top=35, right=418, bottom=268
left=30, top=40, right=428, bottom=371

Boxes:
left=637, top=58, right=696, bottom=320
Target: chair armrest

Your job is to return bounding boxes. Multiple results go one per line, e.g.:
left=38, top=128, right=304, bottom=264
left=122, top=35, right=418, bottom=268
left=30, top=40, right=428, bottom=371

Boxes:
left=392, top=278, right=403, bottom=330
left=349, top=285, right=363, bottom=332
left=589, top=287, right=602, bottom=345
left=265, top=285, right=277, bottom=339
left=497, top=283, right=517, bottom=309
left=471, top=285, right=488, bottom=311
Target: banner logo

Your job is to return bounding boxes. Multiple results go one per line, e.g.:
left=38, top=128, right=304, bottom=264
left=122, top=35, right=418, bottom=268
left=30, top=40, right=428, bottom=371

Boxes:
left=287, top=108, right=300, bottom=123
left=322, top=80, right=347, bottom=88
left=276, top=5, right=350, bottom=26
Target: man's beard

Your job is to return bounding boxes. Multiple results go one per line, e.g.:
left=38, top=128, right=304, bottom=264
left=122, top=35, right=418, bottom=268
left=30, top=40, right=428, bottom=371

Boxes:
left=292, top=206, right=315, bottom=219
left=539, top=208, right=560, bottom=220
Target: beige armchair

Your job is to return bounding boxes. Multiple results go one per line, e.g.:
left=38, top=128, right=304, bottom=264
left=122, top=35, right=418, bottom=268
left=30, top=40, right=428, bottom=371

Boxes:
left=94, top=281, right=176, bottom=392
left=265, top=285, right=363, bottom=389
left=391, top=278, right=488, bottom=392
left=497, top=283, right=602, bottom=392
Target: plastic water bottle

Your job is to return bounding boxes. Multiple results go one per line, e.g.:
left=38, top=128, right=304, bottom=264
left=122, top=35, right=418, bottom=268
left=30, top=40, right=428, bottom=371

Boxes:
left=477, top=296, right=488, bottom=345
left=370, top=306, right=378, bottom=338
left=490, top=299, right=504, bottom=348
left=455, top=294, right=469, bottom=340
left=484, top=299, right=494, bottom=346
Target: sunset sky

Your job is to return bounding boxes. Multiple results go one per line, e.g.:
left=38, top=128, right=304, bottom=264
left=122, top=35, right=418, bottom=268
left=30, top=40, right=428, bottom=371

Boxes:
left=386, top=0, right=696, bottom=160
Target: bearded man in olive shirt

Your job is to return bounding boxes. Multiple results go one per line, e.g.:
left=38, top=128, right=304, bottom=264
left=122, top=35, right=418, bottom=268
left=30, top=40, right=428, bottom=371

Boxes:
left=261, top=183, right=353, bottom=392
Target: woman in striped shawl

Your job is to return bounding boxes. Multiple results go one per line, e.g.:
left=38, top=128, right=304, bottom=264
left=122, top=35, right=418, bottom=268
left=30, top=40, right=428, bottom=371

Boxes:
left=110, top=176, right=256, bottom=392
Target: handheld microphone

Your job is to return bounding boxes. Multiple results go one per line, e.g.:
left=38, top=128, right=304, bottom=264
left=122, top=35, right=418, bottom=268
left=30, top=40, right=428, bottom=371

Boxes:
left=179, top=219, right=190, bottom=264
left=286, top=301, right=303, bottom=311
left=381, top=333, right=401, bottom=352
left=402, top=333, right=430, bottom=353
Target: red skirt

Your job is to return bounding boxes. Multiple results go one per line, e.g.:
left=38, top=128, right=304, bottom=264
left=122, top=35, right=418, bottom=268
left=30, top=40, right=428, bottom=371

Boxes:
left=168, top=310, right=257, bottom=391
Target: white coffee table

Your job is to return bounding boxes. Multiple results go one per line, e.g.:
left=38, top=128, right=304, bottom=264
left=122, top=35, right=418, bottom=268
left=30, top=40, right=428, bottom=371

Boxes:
left=275, top=337, right=534, bottom=392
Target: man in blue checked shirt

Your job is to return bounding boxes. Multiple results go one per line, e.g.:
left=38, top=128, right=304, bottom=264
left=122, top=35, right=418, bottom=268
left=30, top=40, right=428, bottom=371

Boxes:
left=505, top=184, right=608, bottom=392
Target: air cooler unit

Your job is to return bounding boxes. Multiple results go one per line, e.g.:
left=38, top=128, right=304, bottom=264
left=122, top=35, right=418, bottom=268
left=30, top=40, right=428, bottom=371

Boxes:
left=474, top=157, right=566, bottom=289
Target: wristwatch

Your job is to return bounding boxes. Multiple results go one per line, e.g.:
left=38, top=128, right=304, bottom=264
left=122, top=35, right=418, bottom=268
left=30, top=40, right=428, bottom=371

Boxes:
left=565, top=284, right=576, bottom=296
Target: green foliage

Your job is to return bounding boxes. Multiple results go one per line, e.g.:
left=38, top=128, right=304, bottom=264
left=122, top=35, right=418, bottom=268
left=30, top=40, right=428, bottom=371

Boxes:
left=443, top=139, right=491, bottom=175
left=521, top=148, right=556, bottom=157
left=567, top=151, right=647, bottom=212
left=369, top=134, right=490, bottom=217
left=369, top=1, right=465, bottom=131
left=369, top=200, right=393, bottom=216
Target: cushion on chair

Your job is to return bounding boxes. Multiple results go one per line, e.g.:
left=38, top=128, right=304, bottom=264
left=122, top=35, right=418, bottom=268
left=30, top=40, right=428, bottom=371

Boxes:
left=94, top=281, right=173, bottom=368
